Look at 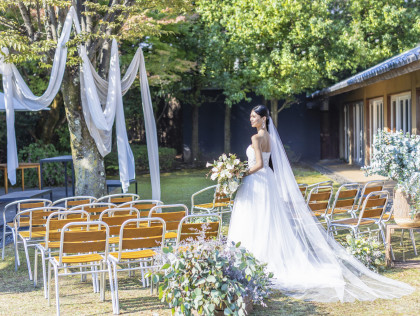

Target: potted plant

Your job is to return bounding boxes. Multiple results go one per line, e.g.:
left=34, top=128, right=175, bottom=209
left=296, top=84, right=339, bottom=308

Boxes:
left=363, top=129, right=420, bottom=227
left=150, top=231, right=273, bottom=316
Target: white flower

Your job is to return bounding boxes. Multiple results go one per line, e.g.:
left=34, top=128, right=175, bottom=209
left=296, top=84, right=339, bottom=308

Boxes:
left=211, top=172, right=219, bottom=181
left=226, top=164, right=234, bottom=170
left=229, top=181, right=239, bottom=192
left=206, top=162, right=212, bottom=167
left=211, top=167, right=218, bottom=172
left=222, top=154, right=227, bottom=161
left=234, top=159, right=240, bottom=165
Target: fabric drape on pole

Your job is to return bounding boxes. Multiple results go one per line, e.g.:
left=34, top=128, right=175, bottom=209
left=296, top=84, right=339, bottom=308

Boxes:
left=0, top=6, right=161, bottom=198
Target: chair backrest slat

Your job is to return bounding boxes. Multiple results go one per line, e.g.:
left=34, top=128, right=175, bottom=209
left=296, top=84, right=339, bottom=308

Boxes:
left=337, top=189, right=358, bottom=199
left=309, top=202, right=329, bottom=211
left=21, top=202, right=45, bottom=209
left=122, top=237, right=163, bottom=249
left=123, top=226, right=164, bottom=238
left=180, top=222, right=220, bottom=234
left=362, top=208, right=385, bottom=218
left=150, top=211, right=185, bottom=221
left=63, top=240, right=106, bottom=253
left=179, top=231, right=218, bottom=242
left=335, top=199, right=356, bottom=208
left=67, top=199, right=92, bottom=207
left=363, top=186, right=384, bottom=195
left=365, top=198, right=387, bottom=208
left=63, top=230, right=106, bottom=243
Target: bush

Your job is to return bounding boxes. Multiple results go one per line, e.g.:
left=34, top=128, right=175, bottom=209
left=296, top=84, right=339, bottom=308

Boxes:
left=151, top=231, right=273, bottom=316
left=17, top=141, right=69, bottom=187
left=105, top=144, right=176, bottom=175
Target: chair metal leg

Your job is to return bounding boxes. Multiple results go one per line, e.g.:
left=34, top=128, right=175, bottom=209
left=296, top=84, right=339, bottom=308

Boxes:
left=1, top=225, right=6, bottom=260
left=112, top=261, right=120, bottom=314
left=107, top=261, right=116, bottom=315
left=54, top=264, right=61, bottom=316
left=22, top=239, right=33, bottom=280
left=34, top=247, right=38, bottom=287
left=40, top=249, right=48, bottom=299
left=409, top=229, right=418, bottom=256
left=48, top=261, right=52, bottom=306
left=100, top=263, right=105, bottom=302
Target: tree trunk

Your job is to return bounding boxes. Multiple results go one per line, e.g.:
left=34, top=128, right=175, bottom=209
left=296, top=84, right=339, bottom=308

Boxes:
left=191, top=105, right=199, bottom=163
left=61, top=69, right=106, bottom=197
left=224, top=104, right=231, bottom=153
left=39, top=93, right=62, bottom=142
left=270, top=99, right=278, bottom=129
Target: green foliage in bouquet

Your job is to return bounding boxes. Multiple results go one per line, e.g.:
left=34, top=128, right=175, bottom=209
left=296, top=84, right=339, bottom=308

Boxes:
left=151, top=232, right=272, bottom=316
left=344, top=234, right=385, bottom=273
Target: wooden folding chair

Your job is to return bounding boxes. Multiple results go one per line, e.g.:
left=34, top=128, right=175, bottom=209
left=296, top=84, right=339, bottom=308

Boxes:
left=2, top=198, right=52, bottom=261
left=96, top=193, right=139, bottom=205
left=176, top=214, right=222, bottom=246
left=353, top=180, right=385, bottom=215
left=13, top=206, right=66, bottom=280
left=327, top=191, right=389, bottom=248
left=191, top=185, right=233, bottom=214
left=51, top=196, right=97, bottom=209
left=306, top=185, right=333, bottom=222
left=47, top=221, right=114, bottom=316
left=325, top=183, right=360, bottom=228
left=35, top=210, right=90, bottom=298
left=108, top=218, right=166, bottom=314
left=98, top=207, right=141, bottom=246
left=119, top=200, right=163, bottom=218
left=148, top=204, right=188, bottom=243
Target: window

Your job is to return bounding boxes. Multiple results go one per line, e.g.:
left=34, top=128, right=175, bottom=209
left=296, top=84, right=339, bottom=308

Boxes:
left=390, top=92, right=411, bottom=134
left=369, top=98, right=383, bottom=148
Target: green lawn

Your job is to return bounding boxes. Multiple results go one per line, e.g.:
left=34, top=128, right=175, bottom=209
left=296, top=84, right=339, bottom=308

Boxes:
left=1, top=166, right=419, bottom=315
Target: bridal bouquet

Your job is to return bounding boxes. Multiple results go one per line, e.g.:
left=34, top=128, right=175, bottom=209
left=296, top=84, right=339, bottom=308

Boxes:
left=206, top=153, right=248, bottom=196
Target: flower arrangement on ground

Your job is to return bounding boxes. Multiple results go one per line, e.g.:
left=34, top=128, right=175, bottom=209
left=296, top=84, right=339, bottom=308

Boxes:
left=206, top=153, right=248, bottom=196
left=343, top=234, right=385, bottom=273
left=363, top=129, right=420, bottom=215
left=150, top=228, right=273, bottom=316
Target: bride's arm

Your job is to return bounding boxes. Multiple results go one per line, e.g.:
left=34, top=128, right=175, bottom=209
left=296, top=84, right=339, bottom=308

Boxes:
left=248, top=135, right=264, bottom=175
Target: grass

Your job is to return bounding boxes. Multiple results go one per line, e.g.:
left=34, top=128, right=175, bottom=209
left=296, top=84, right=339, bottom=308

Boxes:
left=1, top=166, right=420, bottom=315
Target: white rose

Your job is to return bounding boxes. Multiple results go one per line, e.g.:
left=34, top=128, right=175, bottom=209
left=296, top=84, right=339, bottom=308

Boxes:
left=226, top=164, right=234, bottom=170
left=234, top=159, right=240, bottom=165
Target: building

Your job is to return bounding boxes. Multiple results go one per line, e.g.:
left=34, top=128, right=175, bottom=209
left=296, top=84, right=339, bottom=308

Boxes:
left=312, top=46, right=420, bottom=165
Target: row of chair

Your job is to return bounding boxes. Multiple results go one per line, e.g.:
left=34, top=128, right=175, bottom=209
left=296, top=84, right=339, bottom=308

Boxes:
left=303, top=180, right=418, bottom=259
left=1, top=195, right=222, bottom=315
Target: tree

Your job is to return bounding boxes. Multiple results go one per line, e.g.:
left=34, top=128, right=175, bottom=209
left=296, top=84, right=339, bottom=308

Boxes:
left=0, top=0, right=191, bottom=196
left=197, top=0, right=420, bottom=128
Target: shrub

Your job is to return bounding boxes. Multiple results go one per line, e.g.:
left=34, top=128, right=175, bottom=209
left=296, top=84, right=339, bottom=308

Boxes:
left=363, top=129, right=420, bottom=215
left=151, top=230, right=273, bottom=316
left=343, top=234, right=385, bottom=273
left=105, top=144, right=176, bottom=175
left=17, top=141, right=69, bottom=187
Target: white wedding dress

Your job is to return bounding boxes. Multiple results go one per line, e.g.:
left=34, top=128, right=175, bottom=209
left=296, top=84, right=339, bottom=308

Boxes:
left=228, top=120, right=414, bottom=302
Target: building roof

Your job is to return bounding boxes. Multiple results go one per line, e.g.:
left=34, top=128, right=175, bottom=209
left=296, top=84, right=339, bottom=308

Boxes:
left=311, top=45, right=420, bottom=98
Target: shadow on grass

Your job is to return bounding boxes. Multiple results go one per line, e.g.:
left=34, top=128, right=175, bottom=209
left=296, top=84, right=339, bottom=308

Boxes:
left=251, top=291, right=321, bottom=315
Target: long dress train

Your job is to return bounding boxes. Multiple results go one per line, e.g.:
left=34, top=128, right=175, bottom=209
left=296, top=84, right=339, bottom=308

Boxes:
left=228, top=135, right=413, bottom=302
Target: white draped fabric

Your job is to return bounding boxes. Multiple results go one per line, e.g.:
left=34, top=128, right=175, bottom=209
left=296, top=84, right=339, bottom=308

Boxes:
left=0, top=7, right=160, bottom=198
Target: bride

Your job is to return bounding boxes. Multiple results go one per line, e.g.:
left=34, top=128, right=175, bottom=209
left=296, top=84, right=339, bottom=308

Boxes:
left=228, top=105, right=414, bottom=302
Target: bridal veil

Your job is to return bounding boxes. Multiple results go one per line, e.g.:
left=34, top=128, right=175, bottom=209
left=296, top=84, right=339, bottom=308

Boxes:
left=264, top=116, right=413, bottom=302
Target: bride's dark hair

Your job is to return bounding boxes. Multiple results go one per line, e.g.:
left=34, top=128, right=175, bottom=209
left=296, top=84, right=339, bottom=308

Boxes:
left=252, top=105, right=270, bottom=131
